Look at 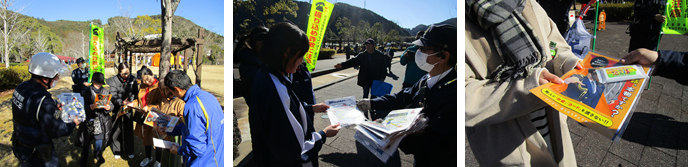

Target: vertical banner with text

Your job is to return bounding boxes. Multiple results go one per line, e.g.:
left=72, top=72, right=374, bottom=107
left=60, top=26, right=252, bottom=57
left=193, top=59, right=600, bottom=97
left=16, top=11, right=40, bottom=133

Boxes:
left=89, top=23, right=105, bottom=83
left=305, top=0, right=334, bottom=72
left=663, top=0, right=688, bottom=35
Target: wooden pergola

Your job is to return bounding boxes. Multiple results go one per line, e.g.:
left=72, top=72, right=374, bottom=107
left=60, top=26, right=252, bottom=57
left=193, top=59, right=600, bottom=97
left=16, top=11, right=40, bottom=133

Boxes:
left=114, top=29, right=206, bottom=87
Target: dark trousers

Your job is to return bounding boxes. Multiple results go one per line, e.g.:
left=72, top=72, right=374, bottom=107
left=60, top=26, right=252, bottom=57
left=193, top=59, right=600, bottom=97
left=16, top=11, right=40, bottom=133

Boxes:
left=110, top=112, right=134, bottom=156
left=13, top=139, right=60, bottom=167
left=629, top=32, right=661, bottom=52
left=346, top=53, right=351, bottom=60
left=80, top=137, right=104, bottom=166
left=362, top=84, right=378, bottom=99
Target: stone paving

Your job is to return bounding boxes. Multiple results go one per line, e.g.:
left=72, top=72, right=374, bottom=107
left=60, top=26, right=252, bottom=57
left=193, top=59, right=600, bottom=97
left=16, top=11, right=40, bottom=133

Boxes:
left=465, top=21, right=688, bottom=167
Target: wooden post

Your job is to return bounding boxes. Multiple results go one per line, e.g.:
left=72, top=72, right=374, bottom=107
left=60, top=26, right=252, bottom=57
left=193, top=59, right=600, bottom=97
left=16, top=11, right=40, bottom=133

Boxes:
left=173, top=51, right=179, bottom=71
left=195, top=28, right=204, bottom=88
left=183, top=48, right=190, bottom=74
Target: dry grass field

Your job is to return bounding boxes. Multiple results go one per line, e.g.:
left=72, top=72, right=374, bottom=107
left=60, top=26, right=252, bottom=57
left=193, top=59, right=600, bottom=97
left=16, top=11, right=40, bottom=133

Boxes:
left=0, top=64, right=225, bottom=166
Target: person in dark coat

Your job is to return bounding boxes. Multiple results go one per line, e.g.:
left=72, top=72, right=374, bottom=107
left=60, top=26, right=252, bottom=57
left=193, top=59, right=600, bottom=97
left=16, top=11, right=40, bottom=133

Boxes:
left=628, top=0, right=667, bottom=51
left=622, top=48, right=688, bottom=85
left=249, top=22, right=340, bottom=166
left=107, top=63, right=138, bottom=159
left=78, top=72, right=114, bottom=166
left=72, top=58, right=90, bottom=93
left=236, top=26, right=269, bottom=105
left=345, top=44, right=352, bottom=60
left=334, top=38, right=389, bottom=98
left=292, top=64, right=329, bottom=121
left=357, top=24, right=457, bottom=166
left=12, top=52, right=80, bottom=167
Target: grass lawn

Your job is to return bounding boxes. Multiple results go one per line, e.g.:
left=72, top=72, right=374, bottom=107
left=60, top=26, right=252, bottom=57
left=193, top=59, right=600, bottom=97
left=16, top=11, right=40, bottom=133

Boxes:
left=0, top=65, right=225, bottom=166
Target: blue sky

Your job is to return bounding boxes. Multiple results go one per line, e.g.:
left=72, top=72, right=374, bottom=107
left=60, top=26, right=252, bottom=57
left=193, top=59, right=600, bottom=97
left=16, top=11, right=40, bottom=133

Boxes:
left=20, top=0, right=224, bottom=36
left=297, top=0, right=458, bottom=29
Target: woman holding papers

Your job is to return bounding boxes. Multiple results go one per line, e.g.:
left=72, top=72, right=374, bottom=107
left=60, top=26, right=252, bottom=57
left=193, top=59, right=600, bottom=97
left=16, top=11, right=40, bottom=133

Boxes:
left=158, top=88, right=185, bottom=167
left=107, top=63, right=138, bottom=160
left=76, top=72, right=113, bottom=166
left=248, top=22, right=340, bottom=166
left=356, top=24, right=457, bottom=166
left=127, top=68, right=165, bottom=167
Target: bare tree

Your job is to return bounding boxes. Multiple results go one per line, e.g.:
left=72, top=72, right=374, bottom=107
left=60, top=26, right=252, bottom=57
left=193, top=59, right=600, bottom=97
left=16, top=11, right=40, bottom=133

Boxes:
left=33, top=29, right=48, bottom=52
left=159, top=0, right=180, bottom=85
left=115, top=0, right=137, bottom=39
left=0, top=0, right=31, bottom=67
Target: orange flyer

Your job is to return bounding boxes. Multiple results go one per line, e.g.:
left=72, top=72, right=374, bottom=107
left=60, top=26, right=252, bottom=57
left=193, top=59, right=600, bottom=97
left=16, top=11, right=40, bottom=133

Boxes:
left=530, top=52, right=653, bottom=141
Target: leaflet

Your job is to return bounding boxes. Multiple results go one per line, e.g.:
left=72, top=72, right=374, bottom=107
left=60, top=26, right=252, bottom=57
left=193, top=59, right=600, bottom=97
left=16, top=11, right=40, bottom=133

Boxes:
left=325, top=96, right=367, bottom=127
left=153, top=138, right=179, bottom=149
left=530, top=52, right=653, bottom=141
left=57, top=93, right=86, bottom=123
left=94, top=94, right=112, bottom=109
left=143, top=108, right=180, bottom=132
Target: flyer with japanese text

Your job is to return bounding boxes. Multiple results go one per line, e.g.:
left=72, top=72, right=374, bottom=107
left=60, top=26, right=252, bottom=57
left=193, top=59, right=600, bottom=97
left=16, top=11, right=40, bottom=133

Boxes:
left=530, top=52, right=653, bottom=141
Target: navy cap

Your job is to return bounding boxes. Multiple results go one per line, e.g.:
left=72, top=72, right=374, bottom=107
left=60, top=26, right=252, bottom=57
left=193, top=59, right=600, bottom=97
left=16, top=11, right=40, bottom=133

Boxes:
left=412, top=24, right=457, bottom=50
left=364, top=38, right=375, bottom=44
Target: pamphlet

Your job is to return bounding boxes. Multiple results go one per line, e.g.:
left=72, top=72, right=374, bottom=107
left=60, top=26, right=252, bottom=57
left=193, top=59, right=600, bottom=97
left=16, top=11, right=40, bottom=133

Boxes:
left=143, top=108, right=180, bottom=132
left=354, top=108, right=428, bottom=163
left=325, top=96, right=367, bottom=127
left=94, top=94, right=112, bottom=109
left=153, top=138, right=179, bottom=149
left=529, top=52, right=653, bottom=141
left=57, top=93, right=86, bottom=123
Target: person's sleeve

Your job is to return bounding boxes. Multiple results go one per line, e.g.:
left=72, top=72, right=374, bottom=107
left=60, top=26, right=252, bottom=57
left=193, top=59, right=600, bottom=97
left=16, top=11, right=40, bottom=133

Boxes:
left=178, top=104, right=207, bottom=158
left=39, top=97, right=76, bottom=138
left=340, top=54, right=361, bottom=68
left=71, top=70, right=78, bottom=84
left=545, top=16, right=581, bottom=76
left=108, top=78, right=123, bottom=106
left=371, top=84, right=417, bottom=111
left=302, top=102, right=314, bottom=115
left=300, top=130, right=326, bottom=163
left=400, top=48, right=410, bottom=66
left=399, top=106, right=457, bottom=154
left=656, top=50, right=688, bottom=85
left=465, top=63, right=548, bottom=127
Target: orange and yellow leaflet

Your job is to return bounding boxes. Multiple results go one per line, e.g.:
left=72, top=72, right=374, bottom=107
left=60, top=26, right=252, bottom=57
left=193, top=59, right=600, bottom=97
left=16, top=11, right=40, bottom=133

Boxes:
left=530, top=52, right=653, bottom=141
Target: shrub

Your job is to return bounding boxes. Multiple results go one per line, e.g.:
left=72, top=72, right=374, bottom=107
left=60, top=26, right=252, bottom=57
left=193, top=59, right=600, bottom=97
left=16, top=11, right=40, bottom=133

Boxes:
left=318, top=48, right=337, bottom=60
left=0, top=65, right=30, bottom=90
left=585, top=3, right=635, bottom=22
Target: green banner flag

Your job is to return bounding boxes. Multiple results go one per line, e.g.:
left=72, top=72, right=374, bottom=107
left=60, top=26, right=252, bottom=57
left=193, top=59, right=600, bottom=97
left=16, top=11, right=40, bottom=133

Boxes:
left=304, top=0, right=334, bottom=72
left=662, top=0, right=688, bottom=35
left=88, top=23, right=105, bottom=83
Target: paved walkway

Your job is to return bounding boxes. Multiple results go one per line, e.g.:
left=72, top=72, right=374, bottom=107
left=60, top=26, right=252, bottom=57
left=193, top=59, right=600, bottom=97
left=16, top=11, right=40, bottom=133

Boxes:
left=466, top=21, right=688, bottom=166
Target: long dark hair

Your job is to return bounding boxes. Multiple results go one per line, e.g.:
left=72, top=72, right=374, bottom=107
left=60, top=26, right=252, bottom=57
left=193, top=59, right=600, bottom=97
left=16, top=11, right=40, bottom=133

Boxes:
left=260, top=22, right=309, bottom=74
left=234, top=26, right=269, bottom=62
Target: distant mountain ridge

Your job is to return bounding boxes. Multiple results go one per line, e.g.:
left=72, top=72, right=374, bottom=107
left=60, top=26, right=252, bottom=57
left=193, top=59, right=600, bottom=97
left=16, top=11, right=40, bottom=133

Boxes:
left=404, top=17, right=457, bottom=36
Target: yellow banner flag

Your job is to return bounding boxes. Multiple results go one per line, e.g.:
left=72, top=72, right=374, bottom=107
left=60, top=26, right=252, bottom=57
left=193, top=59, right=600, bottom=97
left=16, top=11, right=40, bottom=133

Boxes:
left=305, top=0, right=334, bottom=72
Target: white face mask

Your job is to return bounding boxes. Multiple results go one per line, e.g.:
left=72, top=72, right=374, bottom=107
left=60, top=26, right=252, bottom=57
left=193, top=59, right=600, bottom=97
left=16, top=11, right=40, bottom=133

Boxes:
left=50, top=79, right=58, bottom=88
left=415, top=50, right=440, bottom=72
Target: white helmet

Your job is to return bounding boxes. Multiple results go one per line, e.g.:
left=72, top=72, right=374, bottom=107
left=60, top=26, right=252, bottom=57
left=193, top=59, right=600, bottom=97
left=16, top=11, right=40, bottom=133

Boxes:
left=29, top=52, right=70, bottom=78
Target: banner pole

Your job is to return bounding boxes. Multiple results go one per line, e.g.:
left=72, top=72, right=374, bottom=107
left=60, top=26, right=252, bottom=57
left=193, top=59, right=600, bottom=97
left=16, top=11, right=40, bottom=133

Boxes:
left=592, top=1, right=600, bottom=52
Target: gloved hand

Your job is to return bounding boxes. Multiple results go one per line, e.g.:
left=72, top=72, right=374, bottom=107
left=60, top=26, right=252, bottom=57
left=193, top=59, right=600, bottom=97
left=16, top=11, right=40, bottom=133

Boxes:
left=356, top=99, right=371, bottom=112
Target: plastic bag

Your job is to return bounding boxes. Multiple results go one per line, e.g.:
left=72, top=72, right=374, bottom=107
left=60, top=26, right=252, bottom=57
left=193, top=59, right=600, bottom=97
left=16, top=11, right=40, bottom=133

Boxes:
left=565, top=18, right=594, bottom=59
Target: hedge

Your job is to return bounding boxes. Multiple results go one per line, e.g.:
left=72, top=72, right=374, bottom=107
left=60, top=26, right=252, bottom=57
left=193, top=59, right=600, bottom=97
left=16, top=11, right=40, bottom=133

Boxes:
left=318, top=48, right=337, bottom=60
left=585, top=3, right=635, bottom=22
left=0, top=65, right=30, bottom=90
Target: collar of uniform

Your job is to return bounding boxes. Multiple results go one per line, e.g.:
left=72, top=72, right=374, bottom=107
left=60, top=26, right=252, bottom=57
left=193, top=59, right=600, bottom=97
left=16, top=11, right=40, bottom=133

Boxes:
left=426, top=67, right=454, bottom=88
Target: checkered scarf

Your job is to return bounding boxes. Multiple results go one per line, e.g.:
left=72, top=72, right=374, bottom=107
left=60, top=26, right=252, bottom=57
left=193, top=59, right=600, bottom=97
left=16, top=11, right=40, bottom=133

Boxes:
left=467, top=0, right=546, bottom=83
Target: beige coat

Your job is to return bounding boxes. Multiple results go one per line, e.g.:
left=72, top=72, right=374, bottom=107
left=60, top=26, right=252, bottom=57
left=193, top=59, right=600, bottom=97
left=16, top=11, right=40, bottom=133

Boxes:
left=465, top=0, right=579, bottom=166
left=132, top=81, right=166, bottom=146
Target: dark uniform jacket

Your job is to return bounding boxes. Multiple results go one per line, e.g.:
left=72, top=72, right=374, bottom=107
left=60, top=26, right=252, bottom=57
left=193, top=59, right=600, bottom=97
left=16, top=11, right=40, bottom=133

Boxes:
left=77, top=86, right=113, bottom=143
left=239, top=48, right=262, bottom=105
left=370, top=68, right=457, bottom=166
left=292, top=64, right=316, bottom=121
left=72, top=68, right=90, bottom=93
left=107, top=74, right=138, bottom=113
left=12, top=79, right=76, bottom=166
left=656, top=50, right=688, bottom=85
left=340, top=50, right=388, bottom=87
left=249, top=65, right=327, bottom=167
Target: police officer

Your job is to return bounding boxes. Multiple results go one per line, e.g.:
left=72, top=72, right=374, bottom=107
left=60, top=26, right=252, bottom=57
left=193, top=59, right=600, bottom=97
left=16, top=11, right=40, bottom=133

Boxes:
left=72, top=57, right=89, bottom=93
left=629, top=0, right=667, bottom=51
left=12, top=52, right=81, bottom=167
left=356, top=24, right=457, bottom=166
